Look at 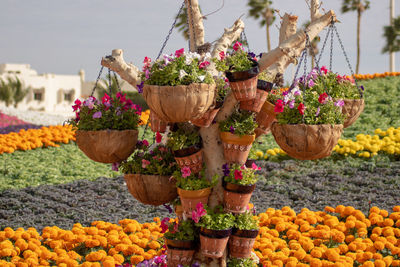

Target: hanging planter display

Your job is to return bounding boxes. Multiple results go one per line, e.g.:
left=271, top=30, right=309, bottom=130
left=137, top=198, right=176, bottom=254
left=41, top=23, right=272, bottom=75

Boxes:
left=341, top=98, right=365, bottom=128
left=119, top=143, right=179, bottom=206
left=141, top=49, right=216, bottom=123
left=191, top=102, right=222, bottom=128
left=69, top=69, right=141, bottom=164
left=213, top=42, right=259, bottom=101
left=229, top=213, right=259, bottom=259
left=219, top=110, right=257, bottom=165
left=239, top=80, right=272, bottom=113
left=150, top=110, right=168, bottom=133
left=255, top=88, right=283, bottom=135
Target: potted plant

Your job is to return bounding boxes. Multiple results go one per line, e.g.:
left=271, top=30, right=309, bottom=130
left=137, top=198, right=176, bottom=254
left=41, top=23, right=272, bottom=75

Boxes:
left=227, top=258, right=258, bottom=267
left=214, top=42, right=259, bottom=101
left=271, top=82, right=345, bottom=160
left=255, top=87, right=284, bottom=137
left=119, top=140, right=179, bottom=206
left=167, top=124, right=203, bottom=173
left=219, top=110, right=257, bottom=165
left=69, top=92, right=141, bottom=164
left=174, top=167, right=217, bottom=219
left=239, top=79, right=273, bottom=113
left=222, top=163, right=260, bottom=214
left=308, top=66, right=365, bottom=128
left=194, top=205, right=235, bottom=259
left=140, top=49, right=216, bottom=123
left=191, top=76, right=230, bottom=128
left=229, top=212, right=259, bottom=259
left=161, top=218, right=198, bottom=267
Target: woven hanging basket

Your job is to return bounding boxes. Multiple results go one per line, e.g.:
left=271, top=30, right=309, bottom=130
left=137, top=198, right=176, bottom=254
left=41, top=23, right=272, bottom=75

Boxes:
left=340, top=99, right=365, bottom=128
left=271, top=124, right=343, bottom=160
left=76, top=130, right=138, bottom=163
left=143, top=83, right=216, bottom=123
left=124, top=174, right=178, bottom=206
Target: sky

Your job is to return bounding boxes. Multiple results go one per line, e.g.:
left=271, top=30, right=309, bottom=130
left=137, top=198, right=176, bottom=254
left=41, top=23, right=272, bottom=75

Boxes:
left=0, top=0, right=397, bottom=82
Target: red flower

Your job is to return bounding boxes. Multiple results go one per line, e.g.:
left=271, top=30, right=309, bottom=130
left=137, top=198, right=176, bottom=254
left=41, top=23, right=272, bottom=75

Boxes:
left=199, top=61, right=210, bottom=69
left=72, top=99, right=81, bottom=111
left=318, top=92, right=328, bottom=104
left=219, top=51, right=225, bottom=60
left=102, top=93, right=111, bottom=104
left=297, top=103, right=306, bottom=115
left=175, top=48, right=184, bottom=58
left=274, top=99, right=285, bottom=113
left=233, top=41, right=242, bottom=51
left=321, top=66, right=328, bottom=74
left=156, top=132, right=162, bottom=143
left=160, top=217, right=169, bottom=233
left=234, top=170, right=243, bottom=180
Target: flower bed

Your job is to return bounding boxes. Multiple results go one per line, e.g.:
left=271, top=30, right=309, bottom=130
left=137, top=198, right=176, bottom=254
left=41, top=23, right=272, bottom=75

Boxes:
left=1, top=205, right=399, bottom=266
left=0, top=112, right=29, bottom=127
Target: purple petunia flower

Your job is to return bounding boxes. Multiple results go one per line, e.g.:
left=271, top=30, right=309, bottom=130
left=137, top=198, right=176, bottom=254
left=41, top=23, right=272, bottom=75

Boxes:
left=111, top=162, right=120, bottom=172
left=229, top=126, right=235, bottom=134
left=288, top=100, right=295, bottom=109
left=92, top=111, right=102, bottom=119
left=334, top=100, right=344, bottom=107
left=315, top=107, right=320, bottom=117
left=163, top=204, right=173, bottom=213
left=137, top=81, right=144, bottom=94
left=192, top=263, right=201, bottom=267
left=222, top=163, right=230, bottom=176
left=248, top=52, right=256, bottom=58
left=360, top=85, right=364, bottom=91
left=308, top=79, right=315, bottom=87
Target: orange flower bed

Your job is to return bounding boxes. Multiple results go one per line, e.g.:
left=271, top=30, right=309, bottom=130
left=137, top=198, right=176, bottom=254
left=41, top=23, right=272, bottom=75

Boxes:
left=354, top=72, right=400, bottom=80
left=1, top=206, right=400, bottom=266
left=0, top=125, right=76, bottom=154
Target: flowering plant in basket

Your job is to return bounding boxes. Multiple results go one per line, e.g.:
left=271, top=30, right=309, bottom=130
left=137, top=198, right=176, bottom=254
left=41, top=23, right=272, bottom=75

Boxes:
left=173, top=168, right=217, bottom=191
left=68, top=92, right=141, bottom=130
left=219, top=110, right=257, bottom=137
left=222, top=163, right=260, bottom=186
left=213, top=42, right=258, bottom=73
left=139, top=49, right=214, bottom=87
left=161, top=218, right=198, bottom=241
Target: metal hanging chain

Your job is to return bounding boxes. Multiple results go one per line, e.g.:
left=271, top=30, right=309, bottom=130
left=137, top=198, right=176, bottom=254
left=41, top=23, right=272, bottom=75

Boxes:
left=156, top=2, right=185, bottom=60
left=90, top=66, right=104, bottom=97
left=316, top=24, right=332, bottom=67
left=332, top=23, right=363, bottom=98
left=113, top=71, right=122, bottom=93
left=241, top=29, right=250, bottom=52
left=107, top=68, right=113, bottom=96
left=329, top=22, right=334, bottom=72
left=289, top=47, right=307, bottom=91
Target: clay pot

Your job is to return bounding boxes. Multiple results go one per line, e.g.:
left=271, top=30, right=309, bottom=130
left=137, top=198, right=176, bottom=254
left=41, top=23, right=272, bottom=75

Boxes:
left=191, top=102, right=222, bottom=128
left=220, top=132, right=256, bottom=165
left=150, top=110, right=168, bottom=133
left=174, top=148, right=204, bottom=174
left=256, top=101, right=276, bottom=134
left=167, top=247, right=195, bottom=267
left=124, top=174, right=177, bottom=206
left=340, top=98, right=365, bottom=128
left=200, top=228, right=232, bottom=259
left=76, top=130, right=138, bottom=163
left=223, top=182, right=256, bottom=214
left=177, top=187, right=211, bottom=219
left=174, top=204, right=184, bottom=221
left=239, top=81, right=272, bottom=113
left=165, top=238, right=196, bottom=250
left=143, top=83, right=216, bottom=123
left=271, top=123, right=343, bottom=160
left=255, top=127, right=269, bottom=138
left=226, top=63, right=259, bottom=102
left=229, top=229, right=259, bottom=258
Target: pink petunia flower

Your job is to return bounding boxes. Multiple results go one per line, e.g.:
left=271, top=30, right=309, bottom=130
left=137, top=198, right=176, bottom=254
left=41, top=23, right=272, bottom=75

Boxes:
left=315, top=106, right=320, bottom=117
left=308, top=79, right=315, bottom=87
left=334, top=99, right=344, bottom=107
left=219, top=51, right=225, bottom=60
left=288, top=100, right=295, bottom=109
left=192, top=202, right=206, bottom=223
left=142, top=140, right=149, bottom=146
left=111, top=162, right=120, bottom=172
left=181, top=166, right=191, bottom=178
left=156, top=132, right=162, bottom=143
left=175, top=48, right=184, bottom=58
left=160, top=217, right=169, bottom=233
left=234, top=170, right=243, bottom=180
left=199, top=61, right=210, bottom=69
left=92, top=111, right=102, bottom=119
left=318, top=93, right=328, bottom=104
left=72, top=99, right=81, bottom=111
left=298, top=103, right=306, bottom=115
left=233, top=41, right=242, bottom=51
left=142, top=159, right=150, bottom=169
left=274, top=99, right=285, bottom=113
left=251, top=162, right=261, bottom=171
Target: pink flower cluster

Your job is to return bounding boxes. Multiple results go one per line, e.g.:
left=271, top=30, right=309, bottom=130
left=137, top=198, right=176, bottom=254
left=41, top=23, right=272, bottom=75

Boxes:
left=192, top=202, right=206, bottom=223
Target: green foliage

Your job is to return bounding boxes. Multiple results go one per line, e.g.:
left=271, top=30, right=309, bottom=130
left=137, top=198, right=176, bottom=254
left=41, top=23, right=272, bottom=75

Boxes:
left=68, top=94, right=140, bottom=131
left=214, top=48, right=255, bottom=73
left=0, top=77, right=29, bottom=108
left=247, top=0, right=275, bottom=27
left=234, top=212, right=259, bottom=230
left=0, top=143, right=117, bottom=192
left=227, top=258, right=257, bottom=267
left=119, top=144, right=178, bottom=176
left=266, top=88, right=284, bottom=104
left=164, top=220, right=197, bottom=241
left=223, top=164, right=259, bottom=186
left=382, top=16, right=400, bottom=53
left=311, top=71, right=361, bottom=99
left=167, top=125, right=201, bottom=151
left=219, top=110, right=257, bottom=136
left=141, top=51, right=214, bottom=86
left=215, top=76, right=230, bottom=103
left=196, top=206, right=235, bottom=231
left=173, top=169, right=217, bottom=191
left=341, top=0, right=370, bottom=13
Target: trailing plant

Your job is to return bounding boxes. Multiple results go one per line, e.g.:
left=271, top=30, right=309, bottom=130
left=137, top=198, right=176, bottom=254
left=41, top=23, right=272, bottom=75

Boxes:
left=219, top=109, right=257, bottom=136
left=68, top=93, right=141, bottom=131
left=227, top=258, right=257, bottom=267
left=167, top=125, right=201, bottom=151
left=222, top=163, right=260, bottom=186
left=173, top=167, right=217, bottom=191
left=215, top=76, right=230, bottom=103
left=214, top=42, right=257, bottom=73
left=139, top=48, right=214, bottom=86
left=234, top=212, right=259, bottom=231
left=119, top=141, right=178, bottom=176
left=161, top=218, right=197, bottom=241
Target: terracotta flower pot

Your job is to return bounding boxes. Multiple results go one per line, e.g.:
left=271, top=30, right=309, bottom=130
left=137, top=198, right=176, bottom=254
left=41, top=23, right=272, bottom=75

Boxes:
left=150, top=110, right=168, bottom=133
left=239, top=81, right=272, bottom=113
left=124, top=174, right=177, bottom=206
left=174, top=149, right=204, bottom=174
left=255, top=127, right=269, bottom=138
left=220, top=132, right=256, bottom=165
left=226, top=64, right=259, bottom=102
left=76, top=129, right=138, bottom=163
left=191, top=105, right=221, bottom=128
left=174, top=204, right=184, bottom=221
left=340, top=99, right=365, bottom=128
left=165, top=238, right=196, bottom=250
left=143, top=83, right=216, bottom=123
left=229, top=229, right=259, bottom=258
left=271, top=123, right=343, bottom=160
left=256, top=101, right=276, bottom=134
left=200, top=228, right=232, bottom=259
left=167, top=247, right=195, bottom=267
left=223, top=182, right=256, bottom=214
left=177, top=187, right=211, bottom=219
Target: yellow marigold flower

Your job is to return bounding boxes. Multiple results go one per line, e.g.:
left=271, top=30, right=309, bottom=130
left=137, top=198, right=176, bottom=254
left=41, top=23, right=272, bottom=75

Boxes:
left=131, top=255, right=144, bottom=265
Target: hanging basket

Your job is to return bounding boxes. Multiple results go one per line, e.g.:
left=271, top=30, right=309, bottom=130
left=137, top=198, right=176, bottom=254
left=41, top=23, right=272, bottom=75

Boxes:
left=143, top=83, right=216, bottom=123
left=338, top=99, right=365, bottom=128
left=271, top=124, right=343, bottom=160
left=124, top=174, right=178, bottom=206
left=150, top=110, right=168, bottom=133
left=256, top=101, right=277, bottom=134
left=76, top=130, right=138, bottom=163
left=220, top=132, right=255, bottom=165
left=239, top=80, right=272, bottom=113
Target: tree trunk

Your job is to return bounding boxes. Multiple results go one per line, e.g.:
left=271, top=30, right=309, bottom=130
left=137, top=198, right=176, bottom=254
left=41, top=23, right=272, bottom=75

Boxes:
left=266, top=24, right=271, bottom=52
left=356, top=9, right=361, bottom=74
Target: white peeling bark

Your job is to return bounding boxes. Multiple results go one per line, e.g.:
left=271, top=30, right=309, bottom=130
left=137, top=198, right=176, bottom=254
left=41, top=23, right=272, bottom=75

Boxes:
left=101, top=49, right=141, bottom=87
left=211, top=19, right=245, bottom=58
left=185, top=0, right=205, bottom=51
left=311, top=0, right=322, bottom=21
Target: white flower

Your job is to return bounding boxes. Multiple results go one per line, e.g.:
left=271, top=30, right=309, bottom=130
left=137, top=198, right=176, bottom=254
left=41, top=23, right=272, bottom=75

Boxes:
left=185, top=56, right=193, bottom=65
left=179, top=69, right=188, bottom=79
left=188, top=52, right=201, bottom=60
left=203, top=52, right=212, bottom=62
left=198, top=75, right=205, bottom=82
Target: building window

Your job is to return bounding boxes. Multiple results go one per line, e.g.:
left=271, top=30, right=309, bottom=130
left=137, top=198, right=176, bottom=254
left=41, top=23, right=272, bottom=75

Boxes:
left=34, top=92, right=43, bottom=101
left=64, top=92, right=73, bottom=102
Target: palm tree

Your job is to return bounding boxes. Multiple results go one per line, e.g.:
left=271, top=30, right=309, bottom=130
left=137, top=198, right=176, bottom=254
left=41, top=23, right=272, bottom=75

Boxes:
left=247, top=0, right=275, bottom=52
left=382, top=16, right=400, bottom=54
left=0, top=78, right=13, bottom=107
left=341, top=0, right=370, bottom=74
left=10, top=77, right=29, bottom=108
